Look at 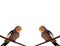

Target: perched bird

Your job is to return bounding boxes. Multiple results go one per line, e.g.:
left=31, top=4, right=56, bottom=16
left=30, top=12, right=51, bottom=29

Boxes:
left=1, top=26, right=22, bottom=46
left=39, top=26, right=60, bottom=46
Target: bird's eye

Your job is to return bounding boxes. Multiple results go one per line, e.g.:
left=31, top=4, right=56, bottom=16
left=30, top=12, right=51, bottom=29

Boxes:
left=17, top=29, right=20, bottom=30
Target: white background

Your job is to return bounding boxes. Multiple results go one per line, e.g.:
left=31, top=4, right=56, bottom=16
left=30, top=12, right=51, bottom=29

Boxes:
left=0, top=0, right=60, bottom=46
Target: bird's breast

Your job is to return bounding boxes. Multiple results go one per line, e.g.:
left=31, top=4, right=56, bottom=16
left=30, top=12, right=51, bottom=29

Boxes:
left=9, top=32, right=19, bottom=40
left=41, top=32, right=52, bottom=41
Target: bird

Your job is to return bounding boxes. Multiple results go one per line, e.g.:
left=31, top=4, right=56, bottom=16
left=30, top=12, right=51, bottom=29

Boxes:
left=39, top=26, right=60, bottom=46
left=1, top=26, right=22, bottom=46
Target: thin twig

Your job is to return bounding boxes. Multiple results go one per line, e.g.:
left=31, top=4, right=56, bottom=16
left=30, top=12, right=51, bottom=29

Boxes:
left=35, top=35, right=60, bottom=46
left=0, top=35, right=26, bottom=46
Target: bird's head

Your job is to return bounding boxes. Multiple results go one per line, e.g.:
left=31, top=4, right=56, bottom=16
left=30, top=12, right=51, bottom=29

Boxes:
left=39, top=26, right=45, bottom=32
left=15, top=26, right=22, bottom=33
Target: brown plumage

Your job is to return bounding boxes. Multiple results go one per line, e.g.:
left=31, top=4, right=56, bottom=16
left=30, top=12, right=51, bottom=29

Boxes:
left=1, top=26, right=22, bottom=46
left=39, top=26, right=60, bottom=46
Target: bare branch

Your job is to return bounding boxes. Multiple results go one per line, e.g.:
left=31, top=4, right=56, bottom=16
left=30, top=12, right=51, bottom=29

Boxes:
left=0, top=35, right=26, bottom=46
left=35, top=35, right=60, bottom=46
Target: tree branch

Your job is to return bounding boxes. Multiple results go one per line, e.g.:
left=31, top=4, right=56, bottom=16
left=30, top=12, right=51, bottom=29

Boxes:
left=0, top=35, right=26, bottom=46
left=35, top=35, right=60, bottom=46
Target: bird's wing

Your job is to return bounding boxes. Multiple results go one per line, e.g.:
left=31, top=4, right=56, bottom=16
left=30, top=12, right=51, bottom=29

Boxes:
left=6, top=30, right=13, bottom=38
left=47, top=30, right=54, bottom=38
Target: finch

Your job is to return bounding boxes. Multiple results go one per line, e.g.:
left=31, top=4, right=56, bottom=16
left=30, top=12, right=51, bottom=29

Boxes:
left=39, top=26, right=60, bottom=46
left=1, top=26, right=22, bottom=46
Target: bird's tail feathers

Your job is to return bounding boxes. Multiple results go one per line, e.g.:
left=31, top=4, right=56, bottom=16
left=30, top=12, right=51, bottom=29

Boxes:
left=53, top=42, right=60, bottom=46
left=1, top=42, right=8, bottom=46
